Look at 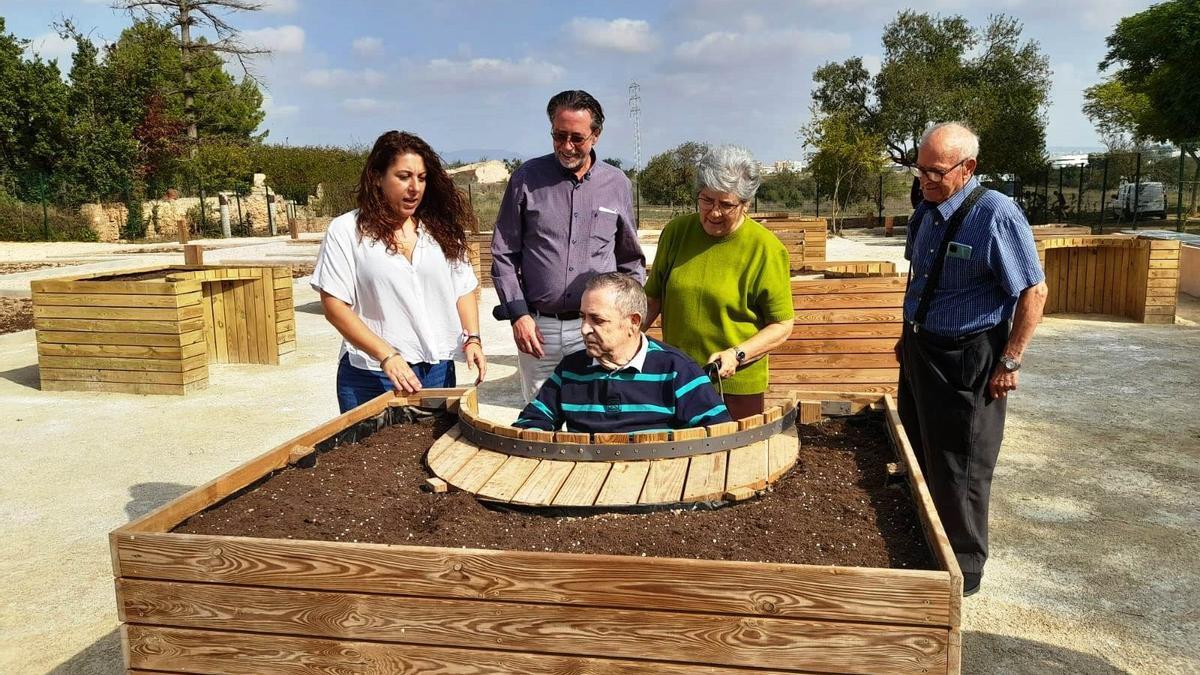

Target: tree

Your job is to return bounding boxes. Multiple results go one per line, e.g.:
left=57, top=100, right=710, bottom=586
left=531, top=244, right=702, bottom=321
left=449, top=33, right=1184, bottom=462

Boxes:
left=800, top=107, right=884, bottom=234
left=1082, top=78, right=1152, bottom=152
left=602, top=157, right=623, bottom=169
left=119, top=0, right=267, bottom=151
left=0, top=18, right=70, bottom=202
left=811, top=12, right=1051, bottom=176
left=1094, top=0, right=1200, bottom=211
left=758, top=168, right=813, bottom=209
left=502, top=157, right=522, bottom=173
left=638, top=142, right=707, bottom=208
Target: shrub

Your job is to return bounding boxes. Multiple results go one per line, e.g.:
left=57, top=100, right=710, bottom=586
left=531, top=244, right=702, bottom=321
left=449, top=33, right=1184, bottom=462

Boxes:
left=0, top=201, right=98, bottom=242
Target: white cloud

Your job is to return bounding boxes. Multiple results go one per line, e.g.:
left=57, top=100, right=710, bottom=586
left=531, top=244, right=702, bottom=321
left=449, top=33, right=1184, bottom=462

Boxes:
left=567, top=17, right=657, bottom=54
left=341, top=97, right=391, bottom=114
left=262, top=94, right=300, bottom=118
left=259, top=0, right=300, bottom=14
left=302, top=68, right=386, bottom=88
left=674, top=28, right=851, bottom=68
left=24, top=32, right=75, bottom=65
left=352, top=36, right=383, bottom=57
left=412, top=57, right=564, bottom=88
left=241, top=25, right=305, bottom=54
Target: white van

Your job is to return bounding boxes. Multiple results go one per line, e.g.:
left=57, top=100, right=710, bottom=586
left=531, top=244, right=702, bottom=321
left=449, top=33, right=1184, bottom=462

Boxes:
left=1109, top=182, right=1168, bottom=219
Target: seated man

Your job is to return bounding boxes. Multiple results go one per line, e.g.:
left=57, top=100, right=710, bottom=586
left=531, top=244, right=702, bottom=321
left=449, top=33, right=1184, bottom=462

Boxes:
left=514, top=272, right=732, bottom=434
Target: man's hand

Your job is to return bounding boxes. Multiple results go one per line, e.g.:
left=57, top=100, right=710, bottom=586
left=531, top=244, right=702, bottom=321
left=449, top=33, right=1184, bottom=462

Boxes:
left=988, top=365, right=1018, bottom=400
left=707, top=348, right=739, bottom=379
left=512, top=315, right=545, bottom=358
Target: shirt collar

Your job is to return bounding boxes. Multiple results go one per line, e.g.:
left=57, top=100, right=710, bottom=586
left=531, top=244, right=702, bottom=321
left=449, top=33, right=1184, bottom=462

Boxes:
left=935, top=176, right=982, bottom=222
left=591, top=333, right=648, bottom=372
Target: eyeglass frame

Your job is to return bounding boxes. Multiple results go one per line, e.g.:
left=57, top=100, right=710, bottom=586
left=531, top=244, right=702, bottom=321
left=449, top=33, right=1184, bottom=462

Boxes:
left=697, top=194, right=745, bottom=215
left=550, top=130, right=596, bottom=147
left=909, top=157, right=970, bottom=183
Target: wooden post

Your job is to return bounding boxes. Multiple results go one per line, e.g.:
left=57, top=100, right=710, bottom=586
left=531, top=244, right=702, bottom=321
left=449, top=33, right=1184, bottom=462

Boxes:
left=288, top=207, right=299, bottom=240
left=183, top=244, right=204, bottom=266
left=178, top=218, right=189, bottom=245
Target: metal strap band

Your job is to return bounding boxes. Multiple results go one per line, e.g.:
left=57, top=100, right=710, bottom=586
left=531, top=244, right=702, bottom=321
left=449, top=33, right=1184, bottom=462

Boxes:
left=457, top=406, right=798, bottom=462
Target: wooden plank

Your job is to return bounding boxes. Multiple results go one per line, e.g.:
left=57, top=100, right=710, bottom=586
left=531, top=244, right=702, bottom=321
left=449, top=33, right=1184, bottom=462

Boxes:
left=446, top=448, right=509, bottom=493
left=244, top=274, right=263, bottom=364
left=42, top=379, right=193, bottom=395
left=210, top=280, right=229, bottom=363
left=767, top=424, right=800, bottom=481
left=511, top=460, right=574, bottom=505
left=792, top=308, right=903, bottom=325
left=37, top=354, right=204, bottom=373
left=122, top=624, right=832, bottom=675
left=551, top=462, right=612, bottom=506
left=776, top=338, right=897, bottom=354
left=31, top=290, right=201, bottom=308
left=554, top=431, right=590, bottom=444
left=791, top=292, right=906, bottom=310
left=426, top=437, right=480, bottom=481
left=1084, top=247, right=1098, bottom=313
left=476, top=456, right=540, bottom=502
left=118, top=581, right=948, bottom=674
left=36, top=341, right=202, bottom=360
left=799, top=401, right=823, bottom=424
left=706, top=421, right=738, bottom=437
left=594, top=461, right=652, bottom=506
left=232, top=279, right=251, bottom=362
left=40, top=367, right=204, bottom=386
left=770, top=368, right=899, bottom=384
left=638, top=457, right=689, bottom=504
left=32, top=316, right=204, bottom=335
left=30, top=279, right=188, bottom=295
left=788, top=323, right=902, bottom=339
left=771, top=353, right=899, bottom=369
left=260, top=274, right=279, bottom=364
left=682, top=451, right=728, bottom=502
left=725, top=439, right=769, bottom=493
left=736, top=414, right=763, bottom=430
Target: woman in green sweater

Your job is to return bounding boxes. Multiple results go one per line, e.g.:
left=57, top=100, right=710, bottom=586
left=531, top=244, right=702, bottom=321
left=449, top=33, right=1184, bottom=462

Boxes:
left=643, top=145, right=795, bottom=418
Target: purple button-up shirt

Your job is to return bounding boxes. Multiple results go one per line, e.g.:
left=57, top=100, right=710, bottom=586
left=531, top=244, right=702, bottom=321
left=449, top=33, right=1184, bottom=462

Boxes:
left=491, top=151, right=645, bottom=318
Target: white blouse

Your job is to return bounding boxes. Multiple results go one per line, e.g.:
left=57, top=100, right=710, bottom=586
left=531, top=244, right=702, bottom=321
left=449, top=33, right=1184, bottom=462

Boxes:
left=311, top=210, right=478, bottom=370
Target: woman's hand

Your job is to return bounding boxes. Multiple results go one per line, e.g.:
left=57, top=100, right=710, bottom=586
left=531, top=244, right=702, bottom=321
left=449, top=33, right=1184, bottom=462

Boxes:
left=706, top=348, right=739, bottom=379
left=464, top=341, right=487, bottom=385
left=380, top=354, right=422, bottom=394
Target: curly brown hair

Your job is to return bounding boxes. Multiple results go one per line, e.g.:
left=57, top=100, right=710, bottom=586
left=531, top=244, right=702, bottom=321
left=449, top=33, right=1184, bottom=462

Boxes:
left=354, top=130, right=475, bottom=261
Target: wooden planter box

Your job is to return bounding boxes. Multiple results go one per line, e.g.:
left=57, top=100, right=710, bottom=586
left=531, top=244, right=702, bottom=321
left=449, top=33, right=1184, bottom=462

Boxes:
left=32, top=265, right=295, bottom=395
left=111, top=388, right=962, bottom=674
left=1037, top=235, right=1180, bottom=323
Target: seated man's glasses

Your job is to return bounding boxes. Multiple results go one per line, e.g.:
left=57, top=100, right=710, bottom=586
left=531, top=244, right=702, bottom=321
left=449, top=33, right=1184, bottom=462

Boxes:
left=909, top=157, right=968, bottom=183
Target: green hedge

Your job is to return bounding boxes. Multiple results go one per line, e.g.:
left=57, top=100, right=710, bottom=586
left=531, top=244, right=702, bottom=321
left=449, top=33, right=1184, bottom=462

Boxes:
left=0, top=201, right=98, bottom=242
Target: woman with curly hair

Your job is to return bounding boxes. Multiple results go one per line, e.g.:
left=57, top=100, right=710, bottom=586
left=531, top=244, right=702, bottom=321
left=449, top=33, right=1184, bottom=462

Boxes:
left=312, top=130, right=486, bottom=413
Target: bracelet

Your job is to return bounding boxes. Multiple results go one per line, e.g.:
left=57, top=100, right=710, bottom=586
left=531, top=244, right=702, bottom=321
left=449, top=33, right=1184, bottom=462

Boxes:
left=378, top=352, right=400, bottom=368
left=464, top=333, right=482, bottom=347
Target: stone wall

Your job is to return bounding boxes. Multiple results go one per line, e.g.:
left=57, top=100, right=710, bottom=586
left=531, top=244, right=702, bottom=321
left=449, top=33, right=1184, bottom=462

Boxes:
left=79, top=203, right=126, bottom=242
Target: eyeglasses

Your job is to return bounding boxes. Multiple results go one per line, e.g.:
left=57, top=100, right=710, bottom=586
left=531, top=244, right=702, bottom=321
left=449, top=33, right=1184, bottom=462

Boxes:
left=909, top=158, right=968, bottom=183
left=551, top=130, right=595, bottom=146
left=697, top=195, right=744, bottom=214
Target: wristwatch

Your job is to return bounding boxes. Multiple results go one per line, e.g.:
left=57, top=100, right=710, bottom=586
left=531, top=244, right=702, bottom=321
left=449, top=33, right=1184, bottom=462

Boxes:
left=1000, top=356, right=1021, bottom=372
left=734, top=346, right=747, bottom=364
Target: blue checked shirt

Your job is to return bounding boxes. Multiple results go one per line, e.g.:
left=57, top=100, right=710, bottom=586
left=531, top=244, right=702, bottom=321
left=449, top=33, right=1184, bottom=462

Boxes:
left=904, top=178, right=1045, bottom=337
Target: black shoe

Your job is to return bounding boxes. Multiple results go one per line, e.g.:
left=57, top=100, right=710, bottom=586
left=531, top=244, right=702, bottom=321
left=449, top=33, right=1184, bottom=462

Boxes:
left=963, top=572, right=982, bottom=597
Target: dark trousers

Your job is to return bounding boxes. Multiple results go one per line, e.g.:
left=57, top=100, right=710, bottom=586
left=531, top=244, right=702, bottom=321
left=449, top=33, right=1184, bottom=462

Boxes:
left=335, top=354, right=456, bottom=414
left=897, top=321, right=1008, bottom=576
left=723, top=392, right=765, bottom=420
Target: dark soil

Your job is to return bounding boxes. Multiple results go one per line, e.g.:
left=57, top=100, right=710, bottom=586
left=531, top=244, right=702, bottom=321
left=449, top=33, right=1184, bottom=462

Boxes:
left=0, top=297, right=33, bottom=334
left=175, top=415, right=937, bottom=570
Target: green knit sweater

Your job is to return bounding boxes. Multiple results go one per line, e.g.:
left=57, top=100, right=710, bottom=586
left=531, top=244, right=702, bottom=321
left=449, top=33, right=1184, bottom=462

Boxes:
left=644, top=214, right=794, bottom=395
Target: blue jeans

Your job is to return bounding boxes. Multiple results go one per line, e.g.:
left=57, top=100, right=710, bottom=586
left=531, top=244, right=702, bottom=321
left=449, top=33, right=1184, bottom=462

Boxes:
left=336, top=354, right=456, bottom=413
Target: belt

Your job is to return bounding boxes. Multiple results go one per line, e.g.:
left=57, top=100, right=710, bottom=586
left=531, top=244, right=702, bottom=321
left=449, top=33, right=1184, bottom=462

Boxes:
left=906, top=321, right=1001, bottom=347
left=531, top=308, right=581, bottom=321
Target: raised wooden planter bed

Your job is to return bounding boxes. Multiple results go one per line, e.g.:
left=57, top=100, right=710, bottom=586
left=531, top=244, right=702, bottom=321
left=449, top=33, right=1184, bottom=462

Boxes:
left=32, top=265, right=295, bottom=395
left=1038, top=235, right=1180, bottom=323
left=799, top=260, right=900, bottom=278
left=111, top=388, right=962, bottom=674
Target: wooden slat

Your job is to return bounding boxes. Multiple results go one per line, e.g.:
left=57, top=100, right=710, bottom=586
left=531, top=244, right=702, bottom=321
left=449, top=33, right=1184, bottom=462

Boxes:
left=244, top=274, right=263, bottom=364
left=260, top=273, right=279, bottom=365
left=682, top=451, right=728, bottom=502
left=37, top=341, right=204, bottom=360
left=551, top=462, right=612, bottom=506
left=33, top=316, right=205, bottom=335
left=40, top=367, right=205, bottom=385
left=767, top=424, right=800, bottom=482
left=41, top=379, right=192, bottom=395
left=725, top=440, right=769, bottom=493
left=791, top=292, right=906, bottom=309
left=770, top=368, right=900, bottom=384
left=35, top=330, right=186, bottom=347
left=122, top=624, right=821, bottom=675
left=788, top=323, right=902, bottom=339
left=446, top=448, right=509, bottom=493
left=210, top=280, right=229, bottom=363
left=37, top=354, right=205, bottom=373
left=427, top=438, right=481, bottom=482
left=118, top=581, right=948, bottom=674
left=511, top=460, right=574, bottom=505
left=638, top=457, right=689, bottom=504
left=594, top=461, right=652, bottom=506
left=476, top=456, right=541, bottom=502
left=232, top=278, right=250, bottom=362
left=31, top=279, right=189, bottom=295
left=32, top=304, right=200, bottom=321
left=31, top=290, right=200, bottom=308
left=776, top=338, right=896, bottom=354
left=771, top=353, right=898, bottom=369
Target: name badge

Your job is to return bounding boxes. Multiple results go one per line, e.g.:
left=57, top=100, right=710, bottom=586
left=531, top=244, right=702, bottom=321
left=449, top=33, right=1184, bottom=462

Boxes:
left=947, top=242, right=973, bottom=260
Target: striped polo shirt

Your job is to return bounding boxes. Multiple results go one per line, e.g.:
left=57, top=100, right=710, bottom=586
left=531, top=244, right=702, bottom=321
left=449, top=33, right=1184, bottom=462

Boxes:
left=513, top=335, right=732, bottom=434
left=904, top=177, right=1045, bottom=337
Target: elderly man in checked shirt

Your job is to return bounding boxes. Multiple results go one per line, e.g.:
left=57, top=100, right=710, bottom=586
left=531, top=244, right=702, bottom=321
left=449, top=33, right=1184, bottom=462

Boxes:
left=491, top=90, right=645, bottom=403
left=897, top=121, right=1048, bottom=598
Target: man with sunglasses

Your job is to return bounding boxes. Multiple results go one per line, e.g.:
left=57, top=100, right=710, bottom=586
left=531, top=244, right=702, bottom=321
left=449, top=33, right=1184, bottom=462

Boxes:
left=492, top=90, right=645, bottom=403
left=898, top=122, right=1048, bottom=598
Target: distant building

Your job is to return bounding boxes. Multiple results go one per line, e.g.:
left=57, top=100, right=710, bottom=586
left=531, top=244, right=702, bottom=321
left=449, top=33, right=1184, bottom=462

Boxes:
left=1049, top=154, right=1089, bottom=168
left=762, top=159, right=805, bottom=175
left=448, top=160, right=510, bottom=185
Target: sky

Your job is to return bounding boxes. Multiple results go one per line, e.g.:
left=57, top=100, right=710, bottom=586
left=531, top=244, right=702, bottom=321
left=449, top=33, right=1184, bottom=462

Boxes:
left=3, top=0, right=1157, bottom=165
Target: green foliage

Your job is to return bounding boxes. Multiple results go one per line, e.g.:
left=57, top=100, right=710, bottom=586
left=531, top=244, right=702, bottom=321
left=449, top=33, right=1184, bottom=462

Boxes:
left=602, top=157, right=623, bottom=169
left=1098, top=0, right=1200, bottom=154
left=503, top=157, right=523, bottom=173
left=812, top=11, right=1050, bottom=175
left=0, top=18, right=71, bottom=201
left=0, top=201, right=96, bottom=241
left=247, top=144, right=367, bottom=215
left=1082, top=78, right=1151, bottom=150
left=758, top=169, right=814, bottom=208
left=638, top=142, right=708, bottom=207
left=800, top=108, right=885, bottom=230
left=123, top=193, right=146, bottom=239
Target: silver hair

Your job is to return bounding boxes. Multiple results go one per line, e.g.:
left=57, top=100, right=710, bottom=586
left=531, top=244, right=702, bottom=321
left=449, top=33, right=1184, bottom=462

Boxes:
left=920, top=122, right=980, bottom=161
left=696, top=144, right=762, bottom=203
left=585, top=272, right=647, bottom=320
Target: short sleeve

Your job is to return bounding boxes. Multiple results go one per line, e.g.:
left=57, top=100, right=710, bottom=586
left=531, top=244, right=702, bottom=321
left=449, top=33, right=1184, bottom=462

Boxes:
left=450, top=256, right=479, bottom=297
left=987, top=204, right=1045, bottom=297
left=755, top=235, right=795, bottom=323
left=311, top=215, right=357, bottom=305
